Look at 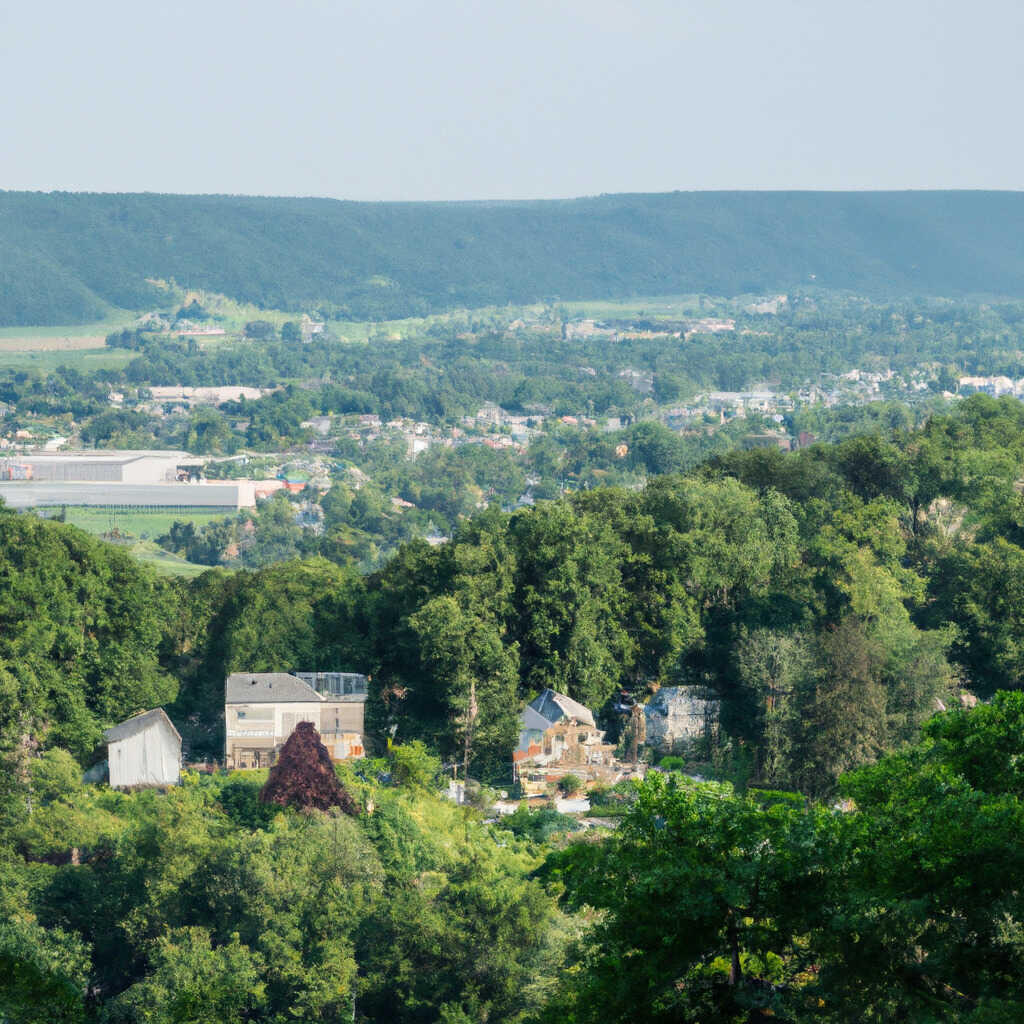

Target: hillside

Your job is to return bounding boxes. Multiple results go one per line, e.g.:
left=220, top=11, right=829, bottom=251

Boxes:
left=3, top=190, right=1024, bottom=325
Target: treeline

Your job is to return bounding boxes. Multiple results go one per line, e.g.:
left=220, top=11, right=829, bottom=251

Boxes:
left=4, top=394, right=1024, bottom=786
left=106, top=294, right=1024, bottom=415
left=5, top=190, right=1024, bottom=325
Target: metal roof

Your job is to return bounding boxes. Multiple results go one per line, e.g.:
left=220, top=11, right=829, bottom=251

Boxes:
left=520, top=705, right=552, bottom=733
left=526, top=689, right=596, bottom=728
left=225, top=672, right=324, bottom=704
left=104, top=708, right=181, bottom=744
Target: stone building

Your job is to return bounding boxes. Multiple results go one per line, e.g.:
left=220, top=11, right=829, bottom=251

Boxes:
left=644, top=685, right=719, bottom=754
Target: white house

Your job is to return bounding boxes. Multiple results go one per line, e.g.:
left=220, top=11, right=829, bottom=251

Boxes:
left=224, top=672, right=367, bottom=769
left=104, top=708, right=182, bottom=789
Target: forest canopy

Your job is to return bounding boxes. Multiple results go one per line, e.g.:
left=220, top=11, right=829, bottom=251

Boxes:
left=4, top=190, right=1024, bottom=324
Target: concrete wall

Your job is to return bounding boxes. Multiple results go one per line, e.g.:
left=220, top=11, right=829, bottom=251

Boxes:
left=119, top=456, right=181, bottom=483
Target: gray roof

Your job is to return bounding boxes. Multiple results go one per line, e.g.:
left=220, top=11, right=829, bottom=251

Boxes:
left=225, top=672, right=324, bottom=704
left=527, top=689, right=596, bottom=728
left=104, top=708, right=181, bottom=744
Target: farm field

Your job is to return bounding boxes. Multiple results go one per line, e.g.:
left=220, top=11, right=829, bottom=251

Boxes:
left=0, top=347, right=135, bottom=373
left=0, top=315, right=134, bottom=343
left=54, top=507, right=228, bottom=541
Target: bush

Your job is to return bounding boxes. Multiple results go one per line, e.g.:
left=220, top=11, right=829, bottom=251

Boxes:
left=390, top=741, right=443, bottom=790
left=748, top=788, right=805, bottom=810
left=244, top=320, right=276, bottom=340
left=462, top=779, right=498, bottom=810
left=28, top=749, right=81, bottom=805
left=494, top=804, right=580, bottom=843
left=557, top=774, right=583, bottom=796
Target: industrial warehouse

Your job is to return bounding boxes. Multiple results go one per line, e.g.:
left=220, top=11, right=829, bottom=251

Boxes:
left=0, top=451, right=258, bottom=510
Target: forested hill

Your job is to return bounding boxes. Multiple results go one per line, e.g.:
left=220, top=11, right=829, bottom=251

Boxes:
left=4, top=190, right=1024, bottom=324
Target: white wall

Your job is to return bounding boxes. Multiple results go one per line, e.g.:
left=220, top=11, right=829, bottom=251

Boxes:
left=108, top=721, right=180, bottom=788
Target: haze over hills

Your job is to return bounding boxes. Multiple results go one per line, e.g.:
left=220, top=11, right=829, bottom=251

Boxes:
left=3, top=190, right=1024, bottom=325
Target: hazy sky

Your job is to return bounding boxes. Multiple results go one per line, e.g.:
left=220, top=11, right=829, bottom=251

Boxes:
left=2, top=0, right=1022, bottom=200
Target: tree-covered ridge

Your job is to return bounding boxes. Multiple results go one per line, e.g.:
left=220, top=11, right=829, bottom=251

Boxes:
left=4, top=190, right=1024, bottom=324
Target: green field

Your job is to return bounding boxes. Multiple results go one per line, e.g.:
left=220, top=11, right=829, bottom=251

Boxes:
left=130, top=541, right=215, bottom=578
left=561, top=295, right=708, bottom=319
left=0, top=315, right=135, bottom=341
left=0, top=347, right=135, bottom=374
left=35, top=510, right=227, bottom=577
left=55, top=507, right=227, bottom=541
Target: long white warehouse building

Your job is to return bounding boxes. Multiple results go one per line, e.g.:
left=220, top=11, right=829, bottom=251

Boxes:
left=0, top=451, right=192, bottom=483
left=0, top=480, right=256, bottom=510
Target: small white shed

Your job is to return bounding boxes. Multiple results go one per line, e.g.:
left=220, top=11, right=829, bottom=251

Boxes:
left=104, top=708, right=182, bottom=789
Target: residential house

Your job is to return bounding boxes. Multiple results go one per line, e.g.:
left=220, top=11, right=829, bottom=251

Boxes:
left=513, top=689, right=616, bottom=793
left=224, top=671, right=367, bottom=769
left=104, top=708, right=181, bottom=789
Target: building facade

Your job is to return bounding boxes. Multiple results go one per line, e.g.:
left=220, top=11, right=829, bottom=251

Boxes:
left=104, top=708, right=182, bottom=789
left=513, top=689, right=616, bottom=794
left=224, top=671, right=367, bottom=769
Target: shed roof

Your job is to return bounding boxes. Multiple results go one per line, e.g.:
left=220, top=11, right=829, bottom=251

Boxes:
left=226, top=672, right=323, bottom=704
left=104, top=708, right=181, bottom=744
left=527, top=689, right=596, bottom=728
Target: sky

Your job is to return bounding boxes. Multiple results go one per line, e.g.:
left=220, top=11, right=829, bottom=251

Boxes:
left=2, top=0, right=1023, bottom=200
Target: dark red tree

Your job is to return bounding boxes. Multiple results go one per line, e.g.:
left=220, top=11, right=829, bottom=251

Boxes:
left=258, top=721, right=359, bottom=815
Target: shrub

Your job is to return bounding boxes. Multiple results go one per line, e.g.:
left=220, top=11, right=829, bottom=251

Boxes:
left=495, top=804, right=580, bottom=842
left=390, top=740, right=443, bottom=790
left=558, top=774, right=583, bottom=796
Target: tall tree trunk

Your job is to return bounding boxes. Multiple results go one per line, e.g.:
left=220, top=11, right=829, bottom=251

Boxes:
left=462, top=678, right=477, bottom=781
left=727, top=910, right=742, bottom=986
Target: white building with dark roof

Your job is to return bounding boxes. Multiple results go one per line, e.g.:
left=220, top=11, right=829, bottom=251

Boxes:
left=104, top=708, right=181, bottom=789
left=224, top=671, right=367, bottom=769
